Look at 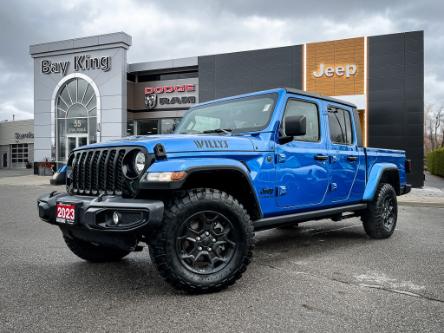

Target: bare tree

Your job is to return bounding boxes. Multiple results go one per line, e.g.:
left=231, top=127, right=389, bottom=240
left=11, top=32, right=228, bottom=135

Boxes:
left=425, top=104, right=433, bottom=151
left=434, top=107, right=443, bottom=148
left=425, top=104, right=444, bottom=151
left=442, top=123, right=444, bottom=147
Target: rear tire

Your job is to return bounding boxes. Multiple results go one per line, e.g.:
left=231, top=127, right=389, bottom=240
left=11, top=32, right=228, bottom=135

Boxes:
left=149, top=188, right=254, bottom=293
left=362, top=183, right=398, bottom=239
left=63, top=235, right=130, bottom=262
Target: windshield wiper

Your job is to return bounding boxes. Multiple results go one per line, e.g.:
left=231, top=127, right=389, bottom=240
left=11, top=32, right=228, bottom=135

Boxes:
left=202, top=128, right=233, bottom=135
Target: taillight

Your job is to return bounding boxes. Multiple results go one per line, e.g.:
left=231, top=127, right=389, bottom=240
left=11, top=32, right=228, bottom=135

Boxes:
left=405, top=159, right=412, bottom=173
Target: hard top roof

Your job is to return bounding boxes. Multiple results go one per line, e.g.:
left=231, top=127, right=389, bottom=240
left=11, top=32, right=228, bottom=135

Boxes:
left=195, top=87, right=357, bottom=109
left=284, top=88, right=357, bottom=108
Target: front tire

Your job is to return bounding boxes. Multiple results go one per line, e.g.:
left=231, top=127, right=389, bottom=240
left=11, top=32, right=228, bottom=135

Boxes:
left=149, top=188, right=254, bottom=293
left=63, top=235, right=130, bottom=262
left=362, top=183, right=398, bottom=239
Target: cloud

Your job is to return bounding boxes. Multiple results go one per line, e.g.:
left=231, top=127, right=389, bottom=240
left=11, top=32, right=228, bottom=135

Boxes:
left=0, top=101, right=33, bottom=121
left=0, top=60, right=33, bottom=121
left=425, top=74, right=444, bottom=106
left=0, top=0, right=443, bottom=121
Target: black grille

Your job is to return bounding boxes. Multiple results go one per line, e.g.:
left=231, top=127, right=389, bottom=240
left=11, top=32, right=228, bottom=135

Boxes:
left=68, top=147, right=145, bottom=196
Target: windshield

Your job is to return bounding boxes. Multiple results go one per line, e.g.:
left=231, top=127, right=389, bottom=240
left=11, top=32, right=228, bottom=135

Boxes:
left=175, top=94, right=277, bottom=134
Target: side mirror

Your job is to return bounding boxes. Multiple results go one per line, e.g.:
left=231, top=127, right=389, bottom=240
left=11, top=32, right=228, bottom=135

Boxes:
left=279, top=115, right=306, bottom=144
left=285, top=115, right=306, bottom=137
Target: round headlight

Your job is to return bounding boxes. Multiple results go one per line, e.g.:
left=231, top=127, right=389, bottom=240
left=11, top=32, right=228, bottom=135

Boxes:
left=134, top=151, right=146, bottom=173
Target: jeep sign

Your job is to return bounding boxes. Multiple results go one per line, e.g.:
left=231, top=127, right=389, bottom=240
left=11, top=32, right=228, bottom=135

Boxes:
left=313, top=64, right=357, bottom=78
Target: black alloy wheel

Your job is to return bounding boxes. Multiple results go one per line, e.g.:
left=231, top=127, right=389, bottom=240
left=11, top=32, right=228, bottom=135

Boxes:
left=362, top=183, right=398, bottom=239
left=176, top=210, right=237, bottom=274
left=149, top=188, right=254, bottom=293
left=381, top=195, right=396, bottom=231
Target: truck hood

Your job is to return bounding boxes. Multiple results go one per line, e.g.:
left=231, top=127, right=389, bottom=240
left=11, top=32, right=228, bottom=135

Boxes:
left=83, top=134, right=263, bottom=154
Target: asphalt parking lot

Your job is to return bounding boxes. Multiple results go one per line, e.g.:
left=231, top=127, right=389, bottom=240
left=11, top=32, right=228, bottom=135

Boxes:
left=0, top=182, right=443, bottom=332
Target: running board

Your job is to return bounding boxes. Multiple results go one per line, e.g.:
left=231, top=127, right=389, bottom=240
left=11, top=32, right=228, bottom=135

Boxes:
left=254, top=203, right=367, bottom=231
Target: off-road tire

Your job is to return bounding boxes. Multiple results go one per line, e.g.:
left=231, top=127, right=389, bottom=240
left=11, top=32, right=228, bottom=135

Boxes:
left=149, top=188, right=255, bottom=293
left=63, top=235, right=130, bottom=262
left=362, top=183, right=398, bottom=239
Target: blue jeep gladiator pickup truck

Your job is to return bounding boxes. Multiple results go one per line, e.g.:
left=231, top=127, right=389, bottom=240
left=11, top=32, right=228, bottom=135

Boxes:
left=37, top=88, right=411, bottom=293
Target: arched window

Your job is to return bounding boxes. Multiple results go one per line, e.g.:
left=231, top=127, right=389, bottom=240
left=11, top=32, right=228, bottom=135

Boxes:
left=56, top=77, right=97, bottom=161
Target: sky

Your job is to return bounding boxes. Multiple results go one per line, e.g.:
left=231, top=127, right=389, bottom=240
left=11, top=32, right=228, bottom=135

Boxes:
left=0, top=0, right=442, bottom=121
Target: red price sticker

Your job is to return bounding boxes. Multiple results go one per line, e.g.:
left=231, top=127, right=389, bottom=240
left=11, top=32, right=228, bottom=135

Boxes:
left=56, top=203, right=76, bottom=224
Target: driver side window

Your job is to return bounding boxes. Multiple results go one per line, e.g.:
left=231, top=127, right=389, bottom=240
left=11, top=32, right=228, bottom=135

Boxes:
left=283, top=99, right=320, bottom=142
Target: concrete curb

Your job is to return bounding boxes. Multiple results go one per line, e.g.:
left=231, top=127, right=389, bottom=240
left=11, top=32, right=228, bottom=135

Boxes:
left=398, top=200, right=444, bottom=208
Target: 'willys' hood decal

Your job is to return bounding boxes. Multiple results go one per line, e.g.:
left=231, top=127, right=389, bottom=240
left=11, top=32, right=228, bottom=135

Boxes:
left=193, top=139, right=229, bottom=149
left=80, top=134, right=270, bottom=154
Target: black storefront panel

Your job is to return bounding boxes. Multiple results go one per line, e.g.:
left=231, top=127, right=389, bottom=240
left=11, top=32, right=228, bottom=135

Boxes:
left=368, top=31, right=424, bottom=187
left=197, top=56, right=216, bottom=102
left=198, top=45, right=302, bottom=102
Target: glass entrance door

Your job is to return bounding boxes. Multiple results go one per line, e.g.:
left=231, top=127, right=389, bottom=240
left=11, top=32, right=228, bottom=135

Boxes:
left=78, top=137, right=87, bottom=147
left=55, top=77, right=97, bottom=163
left=66, top=135, right=88, bottom=157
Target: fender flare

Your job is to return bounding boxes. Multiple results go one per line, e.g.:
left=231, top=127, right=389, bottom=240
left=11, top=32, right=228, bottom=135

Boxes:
left=140, top=158, right=262, bottom=217
left=363, top=163, right=399, bottom=201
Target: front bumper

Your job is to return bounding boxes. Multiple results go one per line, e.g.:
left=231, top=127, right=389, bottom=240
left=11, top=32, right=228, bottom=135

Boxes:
left=37, top=192, right=164, bottom=250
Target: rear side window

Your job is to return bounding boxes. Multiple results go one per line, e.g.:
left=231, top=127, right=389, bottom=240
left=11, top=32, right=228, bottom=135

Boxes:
left=283, top=99, right=319, bottom=142
left=328, top=108, right=354, bottom=145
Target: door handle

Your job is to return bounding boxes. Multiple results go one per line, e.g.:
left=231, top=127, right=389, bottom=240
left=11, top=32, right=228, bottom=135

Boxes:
left=277, top=153, right=286, bottom=163
left=347, top=156, right=358, bottom=162
left=314, top=154, right=329, bottom=161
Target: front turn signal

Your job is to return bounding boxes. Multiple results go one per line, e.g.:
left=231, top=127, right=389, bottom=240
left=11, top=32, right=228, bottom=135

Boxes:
left=146, top=171, right=186, bottom=182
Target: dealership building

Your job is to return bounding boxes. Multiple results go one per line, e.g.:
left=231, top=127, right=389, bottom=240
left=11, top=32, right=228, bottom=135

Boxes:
left=0, top=119, right=34, bottom=169
left=27, top=30, right=423, bottom=186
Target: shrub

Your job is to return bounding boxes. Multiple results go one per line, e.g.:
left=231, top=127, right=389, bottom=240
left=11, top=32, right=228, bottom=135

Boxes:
left=426, top=148, right=444, bottom=177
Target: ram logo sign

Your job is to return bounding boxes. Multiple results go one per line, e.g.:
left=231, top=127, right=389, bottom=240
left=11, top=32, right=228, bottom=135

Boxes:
left=144, top=94, right=158, bottom=110
left=143, top=81, right=198, bottom=111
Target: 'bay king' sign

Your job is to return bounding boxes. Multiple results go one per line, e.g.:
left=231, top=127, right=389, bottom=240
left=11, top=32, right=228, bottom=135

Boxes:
left=41, top=54, right=111, bottom=76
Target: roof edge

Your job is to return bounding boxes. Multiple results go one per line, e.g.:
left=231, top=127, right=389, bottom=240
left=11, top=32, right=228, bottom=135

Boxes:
left=30, top=32, right=132, bottom=55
